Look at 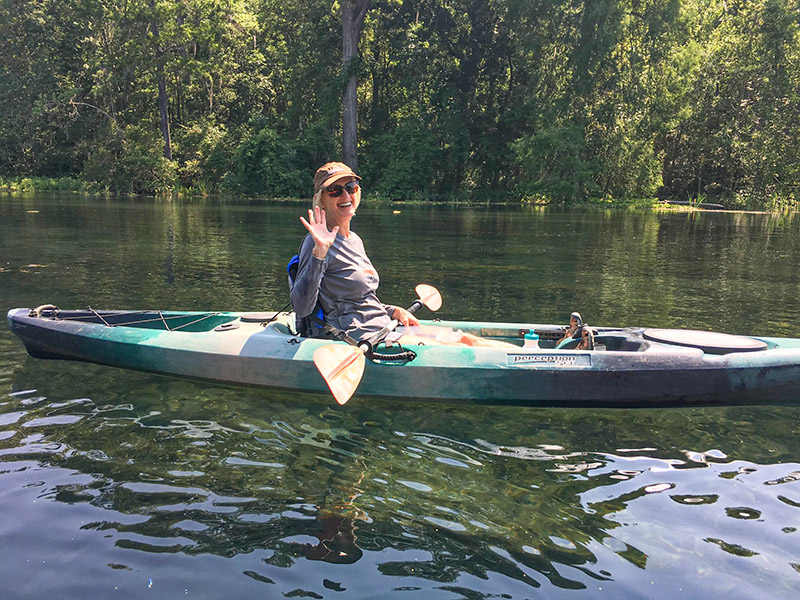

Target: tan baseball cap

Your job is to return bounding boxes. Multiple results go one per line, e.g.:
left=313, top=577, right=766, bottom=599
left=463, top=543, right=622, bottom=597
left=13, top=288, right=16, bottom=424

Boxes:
left=313, top=162, right=361, bottom=193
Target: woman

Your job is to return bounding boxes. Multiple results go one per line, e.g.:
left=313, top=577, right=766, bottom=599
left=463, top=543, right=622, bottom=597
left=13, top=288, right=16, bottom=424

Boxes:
left=291, top=162, right=515, bottom=348
left=290, top=162, right=418, bottom=343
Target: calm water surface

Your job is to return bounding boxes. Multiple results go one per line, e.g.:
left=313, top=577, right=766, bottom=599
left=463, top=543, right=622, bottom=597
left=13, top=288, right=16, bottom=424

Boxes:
left=1, top=195, right=799, bottom=599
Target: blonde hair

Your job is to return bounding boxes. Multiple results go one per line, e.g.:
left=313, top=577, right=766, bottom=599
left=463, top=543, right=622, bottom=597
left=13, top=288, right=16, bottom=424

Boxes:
left=312, top=190, right=323, bottom=211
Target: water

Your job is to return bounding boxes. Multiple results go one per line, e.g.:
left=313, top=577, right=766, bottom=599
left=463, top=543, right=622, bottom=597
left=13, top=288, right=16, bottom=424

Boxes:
left=1, top=195, right=799, bottom=599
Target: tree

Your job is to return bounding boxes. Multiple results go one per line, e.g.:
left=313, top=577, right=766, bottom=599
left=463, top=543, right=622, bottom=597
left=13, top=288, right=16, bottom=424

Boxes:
left=342, top=0, right=370, bottom=170
left=150, top=0, right=172, bottom=160
left=662, top=0, right=800, bottom=205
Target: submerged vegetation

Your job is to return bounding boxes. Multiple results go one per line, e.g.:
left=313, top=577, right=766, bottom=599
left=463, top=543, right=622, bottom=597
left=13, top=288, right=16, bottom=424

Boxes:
left=1, top=0, right=798, bottom=208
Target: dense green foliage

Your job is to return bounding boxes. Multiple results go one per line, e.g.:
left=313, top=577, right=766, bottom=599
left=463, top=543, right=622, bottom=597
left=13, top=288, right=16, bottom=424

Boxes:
left=1, top=0, right=798, bottom=206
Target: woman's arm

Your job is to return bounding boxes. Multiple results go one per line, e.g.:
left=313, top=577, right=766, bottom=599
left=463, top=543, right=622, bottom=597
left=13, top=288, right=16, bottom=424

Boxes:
left=291, top=207, right=340, bottom=318
left=290, top=235, right=326, bottom=318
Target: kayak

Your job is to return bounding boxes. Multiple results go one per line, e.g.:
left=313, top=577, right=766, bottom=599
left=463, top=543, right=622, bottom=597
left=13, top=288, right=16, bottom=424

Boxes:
left=7, top=306, right=800, bottom=407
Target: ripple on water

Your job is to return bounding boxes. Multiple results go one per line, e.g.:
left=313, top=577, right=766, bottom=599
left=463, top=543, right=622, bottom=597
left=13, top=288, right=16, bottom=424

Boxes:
left=224, top=457, right=285, bottom=469
left=672, top=494, right=720, bottom=505
left=0, top=411, right=26, bottom=426
left=398, top=480, right=433, bottom=493
left=724, top=506, right=762, bottom=520
left=22, top=414, right=84, bottom=428
left=424, top=516, right=467, bottom=532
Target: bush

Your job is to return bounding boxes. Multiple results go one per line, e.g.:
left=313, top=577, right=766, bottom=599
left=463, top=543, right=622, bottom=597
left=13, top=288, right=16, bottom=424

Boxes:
left=0, top=175, right=90, bottom=193
left=222, top=120, right=309, bottom=197
left=513, top=125, right=599, bottom=203
left=589, top=121, right=663, bottom=200
left=82, top=122, right=177, bottom=195
left=362, top=120, right=438, bottom=201
left=174, top=119, right=236, bottom=193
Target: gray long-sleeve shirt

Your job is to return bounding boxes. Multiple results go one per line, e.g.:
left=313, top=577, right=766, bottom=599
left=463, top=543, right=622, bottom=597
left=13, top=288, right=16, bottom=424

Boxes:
left=290, top=232, right=396, bottom=341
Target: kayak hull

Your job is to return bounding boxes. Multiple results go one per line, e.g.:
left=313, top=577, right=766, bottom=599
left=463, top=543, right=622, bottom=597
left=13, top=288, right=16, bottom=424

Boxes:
left=7, top=307, right=800, bottom=407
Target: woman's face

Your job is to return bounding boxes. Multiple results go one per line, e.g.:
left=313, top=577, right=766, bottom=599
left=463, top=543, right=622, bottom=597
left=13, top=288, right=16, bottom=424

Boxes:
left=319, top=176, right=360, bottom=225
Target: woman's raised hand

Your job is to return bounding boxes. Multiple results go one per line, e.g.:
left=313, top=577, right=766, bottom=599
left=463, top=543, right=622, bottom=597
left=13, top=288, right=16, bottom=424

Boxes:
left=300, top=206, right=339, bottom=258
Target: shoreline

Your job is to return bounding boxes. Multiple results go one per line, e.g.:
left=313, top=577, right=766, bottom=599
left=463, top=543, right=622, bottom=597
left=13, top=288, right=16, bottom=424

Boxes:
left=1, top=176, right=797, bottom=213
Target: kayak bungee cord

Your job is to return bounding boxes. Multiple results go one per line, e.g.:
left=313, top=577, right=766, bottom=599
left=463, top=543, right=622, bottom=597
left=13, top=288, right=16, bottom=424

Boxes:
left=29, top=303, right=419, bottom=362
left=259, top=302, right=293, bottom=328
left=30, top=306, right=223, bottom=331
left=168, top=313, right=221, bottom=331
left=87, top=306, right=111, bottom=327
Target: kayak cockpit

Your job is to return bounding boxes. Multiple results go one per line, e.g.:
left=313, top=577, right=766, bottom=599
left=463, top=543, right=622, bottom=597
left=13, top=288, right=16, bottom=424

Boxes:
left=521, top=328, right=651, bottom=352
left=449, top=322, right=772, bottom=354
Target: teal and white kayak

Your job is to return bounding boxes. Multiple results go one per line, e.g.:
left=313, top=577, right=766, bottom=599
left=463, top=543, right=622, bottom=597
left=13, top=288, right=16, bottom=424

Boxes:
left=7, top=306, right=800, bottom=407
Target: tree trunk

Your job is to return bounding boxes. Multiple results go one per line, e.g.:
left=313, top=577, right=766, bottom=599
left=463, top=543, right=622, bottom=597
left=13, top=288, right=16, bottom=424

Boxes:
left=156, top=64, right=172, bottom=160
left=150, top=0, right=172, bottom=160
left=341, top=0, right=370, bottom=170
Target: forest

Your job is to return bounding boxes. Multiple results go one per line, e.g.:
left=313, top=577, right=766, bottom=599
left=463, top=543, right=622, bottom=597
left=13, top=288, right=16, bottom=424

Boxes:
left=1, top=0, right=798, bottom=207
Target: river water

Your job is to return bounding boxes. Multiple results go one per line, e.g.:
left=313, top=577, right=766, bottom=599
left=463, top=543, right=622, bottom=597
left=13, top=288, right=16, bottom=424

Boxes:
left=1, top=195, right=799, bottom=599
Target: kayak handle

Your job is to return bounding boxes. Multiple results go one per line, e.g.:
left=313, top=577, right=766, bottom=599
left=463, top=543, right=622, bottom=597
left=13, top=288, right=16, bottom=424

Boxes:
left=30, top=304, right=59, bottom=318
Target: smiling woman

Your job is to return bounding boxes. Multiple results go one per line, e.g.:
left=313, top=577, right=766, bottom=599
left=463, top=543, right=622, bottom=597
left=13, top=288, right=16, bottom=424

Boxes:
left=290, top=162, right=418, bottom=343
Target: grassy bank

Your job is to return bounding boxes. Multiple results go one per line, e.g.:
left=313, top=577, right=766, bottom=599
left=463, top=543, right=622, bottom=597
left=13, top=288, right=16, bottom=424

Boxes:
left=0, top=176, right=104, bottom=195
left=2, top=175, right=796, bottom=212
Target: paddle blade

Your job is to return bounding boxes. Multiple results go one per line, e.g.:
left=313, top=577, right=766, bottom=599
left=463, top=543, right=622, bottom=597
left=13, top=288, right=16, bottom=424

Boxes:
left=415, top=284, right=442, bottom=312
left=313, top=344, right=366, bottom=405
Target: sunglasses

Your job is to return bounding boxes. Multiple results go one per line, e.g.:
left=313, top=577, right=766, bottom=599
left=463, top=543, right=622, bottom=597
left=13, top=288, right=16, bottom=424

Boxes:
left=325, top=181, right=360, bottom=197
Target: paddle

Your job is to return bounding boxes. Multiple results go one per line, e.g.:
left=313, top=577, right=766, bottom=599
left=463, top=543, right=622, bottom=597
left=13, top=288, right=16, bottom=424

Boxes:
left=313, top=284, right=442, bottom=405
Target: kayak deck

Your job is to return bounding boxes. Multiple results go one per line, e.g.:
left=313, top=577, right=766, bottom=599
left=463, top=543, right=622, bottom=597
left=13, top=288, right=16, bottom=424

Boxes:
left=11, top=307, right=689, bottom=352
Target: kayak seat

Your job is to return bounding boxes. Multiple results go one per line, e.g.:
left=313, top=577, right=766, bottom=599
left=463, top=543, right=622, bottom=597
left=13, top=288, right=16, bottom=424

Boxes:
left=287, top=253, right=327, bottom=337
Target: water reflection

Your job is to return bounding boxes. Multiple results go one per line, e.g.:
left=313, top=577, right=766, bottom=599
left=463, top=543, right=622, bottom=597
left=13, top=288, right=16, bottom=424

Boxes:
left=2, top=369, right=800, bottom=597
left=295, top=513, right=363, bottom=564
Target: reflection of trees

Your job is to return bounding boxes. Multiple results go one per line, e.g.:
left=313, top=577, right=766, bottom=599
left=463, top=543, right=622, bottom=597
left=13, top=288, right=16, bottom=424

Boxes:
left=14, top=394, right=651, bottom=592
left=371, top=206, right=800, bottom=336
left=6, top=198, right=304, bottom=311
